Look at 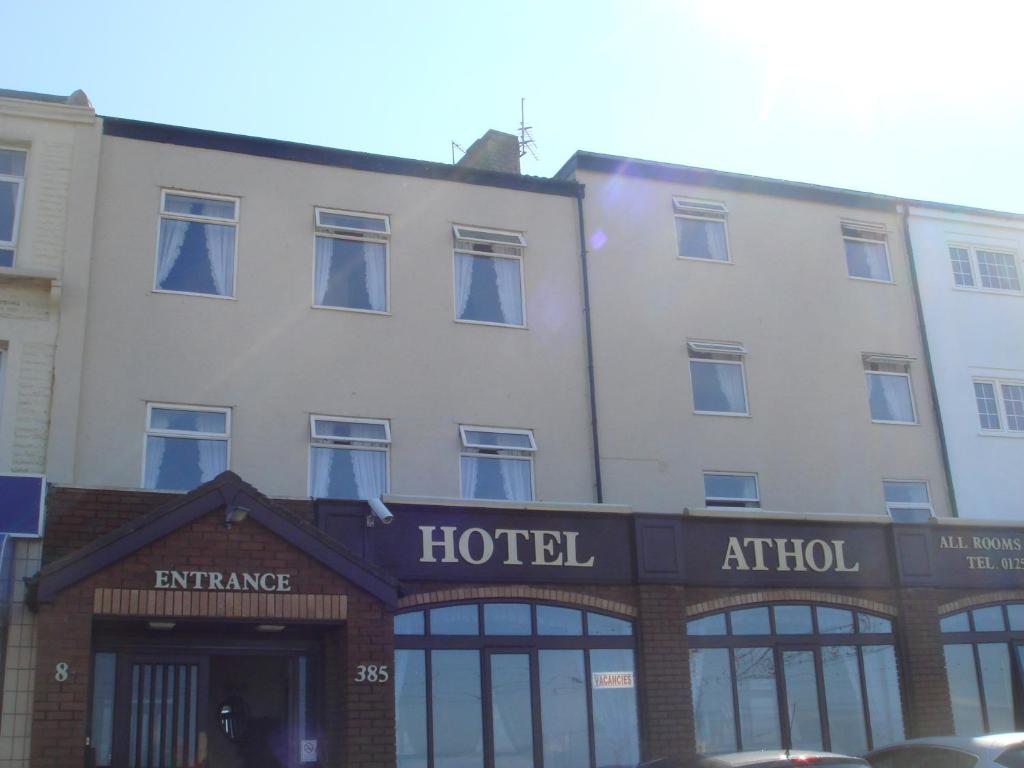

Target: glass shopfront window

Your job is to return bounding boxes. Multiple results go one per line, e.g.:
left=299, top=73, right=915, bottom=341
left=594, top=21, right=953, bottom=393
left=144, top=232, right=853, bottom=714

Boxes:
left=687, top=602, right=904, bottom=755
left=941, top=602, right=1024, bottom=734
left=395, top=601, right=639, bottom=768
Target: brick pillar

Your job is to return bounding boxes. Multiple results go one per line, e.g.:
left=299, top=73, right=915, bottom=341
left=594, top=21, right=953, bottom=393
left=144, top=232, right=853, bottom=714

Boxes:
left=342, top=592, right=395, bottom=768
left=896, top=588, right=954, bottom=737
left=637, top=585, right=693, bottom=762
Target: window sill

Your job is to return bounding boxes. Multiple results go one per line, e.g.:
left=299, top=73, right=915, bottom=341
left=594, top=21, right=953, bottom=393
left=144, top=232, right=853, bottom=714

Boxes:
left=870, top=419, right=919, bottom=426
left=848, top=275, right=895, bottom=285
left=704, top=504, right=762, bottom=512
left=978, top=430, right=1024, bottom=439
left=455, top=318, right=528, bottom=330
left=952, top=285, right=1023, bottom=297
left=152, top=288, right=237, bottom=301
left=693, top=410, right=751, bottom=418
left=312, top=304, right=391, bottom=316
left=677, top=255, right=732, bottom=265
left=0, top=266, right=60, bottom=282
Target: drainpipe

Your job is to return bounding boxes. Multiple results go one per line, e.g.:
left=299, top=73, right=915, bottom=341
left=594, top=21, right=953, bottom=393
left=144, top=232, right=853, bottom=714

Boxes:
left=900, top=203, right=959, bottom=517
left=576, top=188, right=604, bottom=503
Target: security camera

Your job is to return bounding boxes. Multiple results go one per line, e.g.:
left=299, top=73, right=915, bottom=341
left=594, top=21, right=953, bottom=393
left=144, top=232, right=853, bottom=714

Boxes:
left=367, top=497, right=395, bottom=526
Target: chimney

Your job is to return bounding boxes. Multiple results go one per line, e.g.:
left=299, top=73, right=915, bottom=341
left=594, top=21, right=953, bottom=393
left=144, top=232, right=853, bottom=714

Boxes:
left=456, top=130, right=521, bottom=174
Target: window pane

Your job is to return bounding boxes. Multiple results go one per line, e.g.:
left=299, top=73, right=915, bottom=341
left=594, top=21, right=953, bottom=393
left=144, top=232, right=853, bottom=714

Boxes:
left=1001, top=384, right=1024, bottom=431
left=862, top=645, right=905, bottom=748
left=0, top=248, right=12, bottom=268
left=975, top=382, right=1001, bottom=430
left=430, top=605, right=479, bottom=635
left=943, top=644, right=984, bottom=735
left=817, top=607, right=855, bottom=634
left=866, top=373, right=915, bottom=422
left=456, top=228, right=524, bottom=246
left=774, top=605, right=813, bottom=634
left=156, top=219, right=235, bottom=296
left=689, top=648, right=737, bottom=754
left=950, top=247, right=975, bottom=287
left=687, top=613, right=727, bottom=636
left=537, top=606, right=582, bottom=636
left=782, top=650, right=823, bottom=750
left=883, top=481, right=929, bottom=504
left=977, top=250, right=1021, bottom=291
left=314, top=237, right=387, bottom=311
left=858, top=613, right=893, bottom=634
left=432, top=650, right=483, bottom=768
left=0, top=179, right=18, bottom=242
left=1007, top=604, right=1024, bottom=631
left=319, top=210, right=387, bottom=232
left=845, top=239, right=891, bottom=281
left=490, top=654, right=534, bottom=768
left=676, top=217, right=728, bottom=261
left=463, top=430, right=533, bottom=449
left=313, top=419, right=387, bottom=441
left=484, top=603, right=531, bottom=635
left=150, top=408, right=226, bottom=434
left=590, top=649, right=640, bottom=768
left=309, top=446, right=386, bottom=500
left=144, top=436, right=226, bottom=491
left=395, top=611, right=425, bottom=636
left=978, top=644, right=1014, bottom=732
left=461, top=456, right=532, bottom=501
left=730, top=607, right=770, bottom=635
left=704, top=474, right=758, bottom=503
left=972, top=606, right=1006, bottom=631
left=941, top=612, right=970, bottom=633
left=587, top=612, right=633, bottom=636
left=0, top=149, right=26, bottom=177
left=163, top=193, right=236, bottom=220
left=539, top=650, right=591, bottom=768
left=395, top=650, right=428, bottom=768
left=91, top=653, right=117, bottom=767
left=822, top=645, right=867, bottom=755
left=734, top=647, right=781, bottom=750
left=455, top=253, right=523, bottom=325
left=691, top=360, right=747, bottom=414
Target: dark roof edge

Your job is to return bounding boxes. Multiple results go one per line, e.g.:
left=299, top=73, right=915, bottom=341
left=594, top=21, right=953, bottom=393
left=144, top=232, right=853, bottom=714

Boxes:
left=101, top=117, right=581, bottom=198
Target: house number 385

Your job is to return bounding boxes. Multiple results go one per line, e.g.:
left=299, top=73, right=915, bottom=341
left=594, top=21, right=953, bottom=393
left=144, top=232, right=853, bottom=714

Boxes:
left=354, top=664, right=389, bottom=683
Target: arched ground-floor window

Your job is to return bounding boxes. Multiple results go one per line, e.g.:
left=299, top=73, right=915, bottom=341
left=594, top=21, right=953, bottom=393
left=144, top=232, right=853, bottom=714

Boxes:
left=687, top=601, right=904, bottom=755
left=394, top=600, right=639, bottom=768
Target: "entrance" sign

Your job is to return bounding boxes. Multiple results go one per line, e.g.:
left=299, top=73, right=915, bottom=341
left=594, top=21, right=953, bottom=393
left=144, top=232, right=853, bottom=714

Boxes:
left=153, top=570, right=292, bottom=592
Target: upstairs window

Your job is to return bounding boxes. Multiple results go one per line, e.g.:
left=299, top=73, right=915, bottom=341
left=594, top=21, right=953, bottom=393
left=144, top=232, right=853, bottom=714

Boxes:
left=156, top=191, right=238, bottom=297
left=453, top=225, right=525, bottom=327
left=864, top=354, right=916, bottom=424
left=883, top=480, right=933, bottom=522
left=842, top=221, right=892, bottom=282
left=314, top=208, right=390, bottom=313
left=144, top=404, right=230, bottom=491
left=949, top=245, right=1021, bottom=292
left=704, top=472, right=760, bottom=509
left=309, top=416, right=390, bottom=500
left=688, top=341, right=749, bottom=415
left=974, top=378, right=1024, bottom=434
left=0, top=148, right=27, bottom=268
left=459, top=425, right=535, bottom=501
left=674, top=197, right=729, bottom=262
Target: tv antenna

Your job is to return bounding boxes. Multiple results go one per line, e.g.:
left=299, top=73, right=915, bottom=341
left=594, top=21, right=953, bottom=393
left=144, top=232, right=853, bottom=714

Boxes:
left=518, top=97, right=538, bottom=161
left=451, top=141, right=466, bottom=164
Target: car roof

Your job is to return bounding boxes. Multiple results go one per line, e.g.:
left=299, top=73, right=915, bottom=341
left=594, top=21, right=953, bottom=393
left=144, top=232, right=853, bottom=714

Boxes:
left=706, top=751, right=867, bottom=767
left=868, top=734, right=1024, bottom=758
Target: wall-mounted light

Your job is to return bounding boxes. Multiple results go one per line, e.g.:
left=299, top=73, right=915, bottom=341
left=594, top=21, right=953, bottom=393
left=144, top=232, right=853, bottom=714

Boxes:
left=224, top=504, right=250, bottom=529
left=256, top=624, right=285, bottom=633
left=147, top=621, right=176, bottom=630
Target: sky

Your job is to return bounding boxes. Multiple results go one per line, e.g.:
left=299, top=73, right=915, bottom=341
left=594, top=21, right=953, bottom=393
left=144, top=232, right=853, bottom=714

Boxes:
left=4, top=0, right=1024, bottom=212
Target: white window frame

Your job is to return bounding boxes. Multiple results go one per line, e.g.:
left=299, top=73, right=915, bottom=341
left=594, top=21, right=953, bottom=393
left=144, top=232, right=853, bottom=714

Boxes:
left=142, top=403, right=231, bottom=487
left=882, top=479, right=934, bottom=520
left=948, top=243, right=1022, bottom=295
left=312, top=207, right=391, bottom=315
left=973, top=377, right=1024, bottom=436
left=863, top=354, right=918, bottom=425
left=459, top=424, right=537, bottom=452
left=452, top=224, right=527, bottom=329
left=307, top=415, right=391, bottom=497
left=0, top=146, right=27, bottom=266
left=154, top=189, right=239, bottom=300
left=458, top=424, right=536, bottom=501
left=687, top=341, right=750, bottom=417
left=841, top=220, right=893, bottom=284
left=673, top=196, right=731, bottom=263
left=703, top=471, right=760, bottom=510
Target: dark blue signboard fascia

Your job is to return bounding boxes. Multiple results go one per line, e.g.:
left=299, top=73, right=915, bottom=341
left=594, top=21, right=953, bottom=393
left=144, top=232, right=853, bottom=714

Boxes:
left=0, top=474, right=46, bottom=537
left=894, top=523, right=1024, bottom=589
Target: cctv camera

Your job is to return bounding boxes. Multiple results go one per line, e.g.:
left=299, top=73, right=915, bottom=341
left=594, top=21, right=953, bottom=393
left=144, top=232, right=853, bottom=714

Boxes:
left=367, top=497, right=395, bottom=526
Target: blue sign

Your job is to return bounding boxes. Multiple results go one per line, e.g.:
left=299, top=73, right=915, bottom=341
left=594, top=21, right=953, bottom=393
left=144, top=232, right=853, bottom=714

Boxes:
left=0, top=474, right=45, bottom=537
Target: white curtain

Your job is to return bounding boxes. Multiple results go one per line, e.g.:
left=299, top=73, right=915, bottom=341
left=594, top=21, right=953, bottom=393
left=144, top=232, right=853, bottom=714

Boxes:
left=492, top=257, right=523, bottom=325
left=499, top=458, right=532, bottom=501
left=196, top=440, right=226, bottom=481
left=714, top=363, right=746, bottom=412
left=204, top=223, right=234, bottom=296
left=870, top=374, right=911, bottom=421
left=314, top=237, right=334, bottom=305
left=460, top=456, right=479, bottom=498
left=155, top=220, right=188, bottom=287
left=364, top=243, right=386, bottom=311
left=705, top=221, right=728, bottom=260
left=310, top=448, right=333, bottom=498
left=351, top=449, right=386, bottom=499
left=144, top=436, right=166, bottom=489
left=454, top=254, right=476, bottom=318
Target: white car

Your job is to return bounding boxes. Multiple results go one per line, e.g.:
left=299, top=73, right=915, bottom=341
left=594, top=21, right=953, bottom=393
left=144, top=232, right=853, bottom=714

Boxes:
left=866, top=734, right=1024, bottom=768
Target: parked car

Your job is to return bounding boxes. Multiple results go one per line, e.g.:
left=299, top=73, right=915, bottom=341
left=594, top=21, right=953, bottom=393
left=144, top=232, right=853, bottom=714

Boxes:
left=866, top=734, right=1024, bottom=768
left=670, top=750, right=869, bottom=768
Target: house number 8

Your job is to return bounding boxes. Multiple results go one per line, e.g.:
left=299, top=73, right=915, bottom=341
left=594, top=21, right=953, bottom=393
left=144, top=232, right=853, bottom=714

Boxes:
left=55, top=663, right=69, bottom=682
left=354, top=664, right=389, bottom=683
